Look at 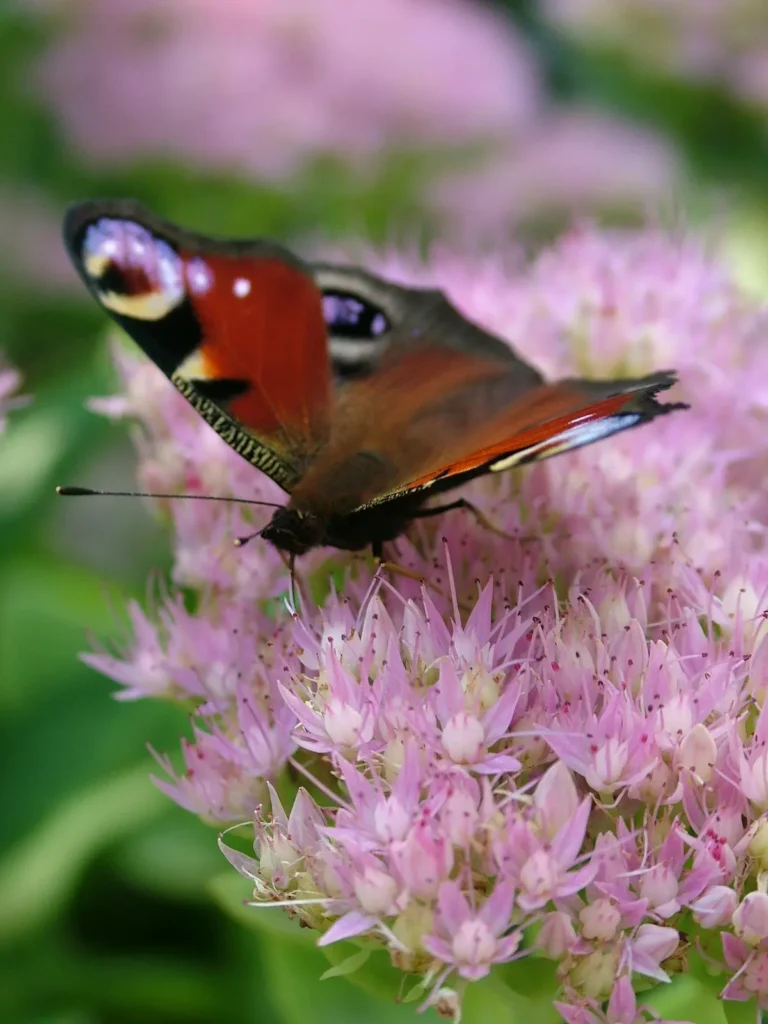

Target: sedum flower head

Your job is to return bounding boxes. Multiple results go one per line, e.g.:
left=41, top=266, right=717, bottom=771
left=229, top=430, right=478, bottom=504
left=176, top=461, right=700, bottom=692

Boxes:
left=32, top=0, right=538, bottom=179
left=85, top=224, right=768, bottom=1021
left=29, top=1, right=678, bottom=237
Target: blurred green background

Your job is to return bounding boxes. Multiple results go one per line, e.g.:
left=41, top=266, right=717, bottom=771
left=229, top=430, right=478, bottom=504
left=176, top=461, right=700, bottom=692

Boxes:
left=2, top=2, right=768, bottom=1022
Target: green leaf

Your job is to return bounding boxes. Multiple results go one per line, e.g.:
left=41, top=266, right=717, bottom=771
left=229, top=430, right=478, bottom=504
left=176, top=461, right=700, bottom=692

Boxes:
left=0, top=765, right=168, bottom=946
left=113, top=811, right=225, bottom=899
left=722, top=997, right=762, bottom=1024
left=462, top=972, right=561, bottom=1024
left=260, top=937, right=422, bottom=1024
left=495, top=955, right=559, bottom=999
left=320, top=948, right=371, bottom=980
left=644, top=975, right=728, bottom=1024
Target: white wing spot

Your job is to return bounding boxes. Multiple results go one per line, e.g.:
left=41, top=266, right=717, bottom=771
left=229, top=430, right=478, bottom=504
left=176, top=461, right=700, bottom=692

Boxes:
left=233, top=277, right=252, bottom=298
left=186, top=257, right=214, bottom=295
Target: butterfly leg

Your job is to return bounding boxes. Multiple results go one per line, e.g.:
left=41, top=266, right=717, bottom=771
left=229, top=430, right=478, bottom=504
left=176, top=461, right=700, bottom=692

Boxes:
left=413, top=497, right=521, bottom=543
left=374, top=546, right=481, bottom=613
left=376, top=557, right=482, bottom=616
left=271, top=549, right=308, bottom=610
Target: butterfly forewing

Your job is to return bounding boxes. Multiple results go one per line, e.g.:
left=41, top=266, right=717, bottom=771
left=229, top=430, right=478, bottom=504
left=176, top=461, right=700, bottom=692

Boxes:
left=64, top=200, right=334, bottom=490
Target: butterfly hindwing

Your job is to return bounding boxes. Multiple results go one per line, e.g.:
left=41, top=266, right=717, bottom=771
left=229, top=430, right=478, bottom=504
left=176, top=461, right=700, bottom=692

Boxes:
left=63, top=199, right=334, bottom=490
left=311, top=262, right=544, bottom=386
left=351, top=370, right=685, bottom=512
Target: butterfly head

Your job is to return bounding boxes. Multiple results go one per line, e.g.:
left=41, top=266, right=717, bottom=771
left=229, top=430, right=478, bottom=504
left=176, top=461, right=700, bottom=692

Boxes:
left=261, top=506, right=326, bottom=556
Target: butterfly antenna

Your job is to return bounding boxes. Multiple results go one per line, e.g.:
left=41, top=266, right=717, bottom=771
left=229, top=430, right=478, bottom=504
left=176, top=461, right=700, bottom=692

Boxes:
left=233, top=528, right=267, bottom=548
left=56, top=485, right=282, bottom=509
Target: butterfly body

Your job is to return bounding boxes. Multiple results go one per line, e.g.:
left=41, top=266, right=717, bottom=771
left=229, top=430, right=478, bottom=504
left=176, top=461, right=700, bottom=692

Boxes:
left=63, top=199, right=688, bottom=558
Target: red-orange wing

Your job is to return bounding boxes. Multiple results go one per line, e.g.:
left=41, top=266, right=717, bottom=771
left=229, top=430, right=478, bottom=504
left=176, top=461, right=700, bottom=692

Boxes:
left=346, top=362, right=686, bottom=512
left=288, top=336, right=685, bottom=517
left=63, top=199, right=331, bottom=490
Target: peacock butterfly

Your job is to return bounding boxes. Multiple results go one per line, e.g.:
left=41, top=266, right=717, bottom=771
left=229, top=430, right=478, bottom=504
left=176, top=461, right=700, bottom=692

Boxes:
left=62, top=199, right=688, bottom=559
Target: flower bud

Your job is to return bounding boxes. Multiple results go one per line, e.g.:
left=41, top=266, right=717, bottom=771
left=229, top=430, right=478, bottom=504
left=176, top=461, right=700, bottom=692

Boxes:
left=691, top=885, right=738, bottom=929
left=733, top=891, right=768, bottom=946
left=580, top=898, right=621, bottom=942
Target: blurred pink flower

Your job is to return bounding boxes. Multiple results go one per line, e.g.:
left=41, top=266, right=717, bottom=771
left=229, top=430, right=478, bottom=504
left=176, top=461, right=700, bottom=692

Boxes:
left=543, top=0, right=768, bottom=110
left=84, top=225, right=768, bottom=1020
left=0, top=356, right=27, bottom=432
left=27, top=1, right=680, bottom=237
left=431, top=109, right=680, bottom=236
left=31, top=0, right=539, bottom=179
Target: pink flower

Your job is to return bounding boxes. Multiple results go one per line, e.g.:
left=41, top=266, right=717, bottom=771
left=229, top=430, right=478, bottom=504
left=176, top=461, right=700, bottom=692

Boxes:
left=423, top=880, right=520, bottom=980
left=722, top=934, right=768, bottom=1009
left=432, top=109, right=679, bottom=236
left=556, top=975, right=677, bottom=1024
left=390, top=818, right=454, bottom=901
left=690, top=885, right=738, bottom=929
left=434, top=661, right=522, bottom=773
left=28, top=0, right=680, bottom=236
left=32, top=0, right=538, bottom=179
left=83, top=225, right=768, bottom=1019
left=151, top=728, right=268, bottom=823
left=627, top=924, right=680, bottom=983
left=493, top=774, right=597, bottom=911
left=733, top=892, right=768, bottom=947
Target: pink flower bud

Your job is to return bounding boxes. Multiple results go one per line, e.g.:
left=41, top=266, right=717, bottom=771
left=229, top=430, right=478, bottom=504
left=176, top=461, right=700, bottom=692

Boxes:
left=633, top=924, right=679, bottom=979
left=742, top=752, right=768, bottom=810
left=534, top=761, right=579, bottom=839
left=733, top=891, right=768, bottom=946
left=441, top=712, right=486, bottom=764
left=441, top=781, right=481, bottom=846
left=691, top=885, right=738, bottom=929
left=570, top=947, right=621, bottom=999
left=537, top=911, right=578, bottom=957
left=580, top=898, right=621, bottom=942
left=353, top=864, right=399, bottom=915
left=638, top=865, right=679, bottom=917
left=392, top=822, right=453, bottom=899
left=324, top=698, right=365, bottom=749
left=679, top=723, right=717, bottom=782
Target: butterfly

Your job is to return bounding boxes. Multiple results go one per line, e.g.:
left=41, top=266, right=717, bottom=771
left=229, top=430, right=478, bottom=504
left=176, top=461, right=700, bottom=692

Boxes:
left=63, top=199, right=688, bottom=560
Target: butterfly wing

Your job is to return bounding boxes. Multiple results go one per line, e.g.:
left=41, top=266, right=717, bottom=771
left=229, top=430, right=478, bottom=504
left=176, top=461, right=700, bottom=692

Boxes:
left=353, top=365, right=686, bottom=512
left=64, top=199, right=333, bottom=490
left=289, top=341, right=686, bottom=517
left=312, top=262, right=544, bottom=386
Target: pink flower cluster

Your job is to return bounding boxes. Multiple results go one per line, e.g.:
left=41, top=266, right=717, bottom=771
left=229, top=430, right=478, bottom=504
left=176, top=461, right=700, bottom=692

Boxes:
left=27, top=0, right=678, bottom=234
left=543, top=0, right=768, bottom=111
left=31, top=0, right=537, bottom=178
left=85, top=225, right=768, bottom=1021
